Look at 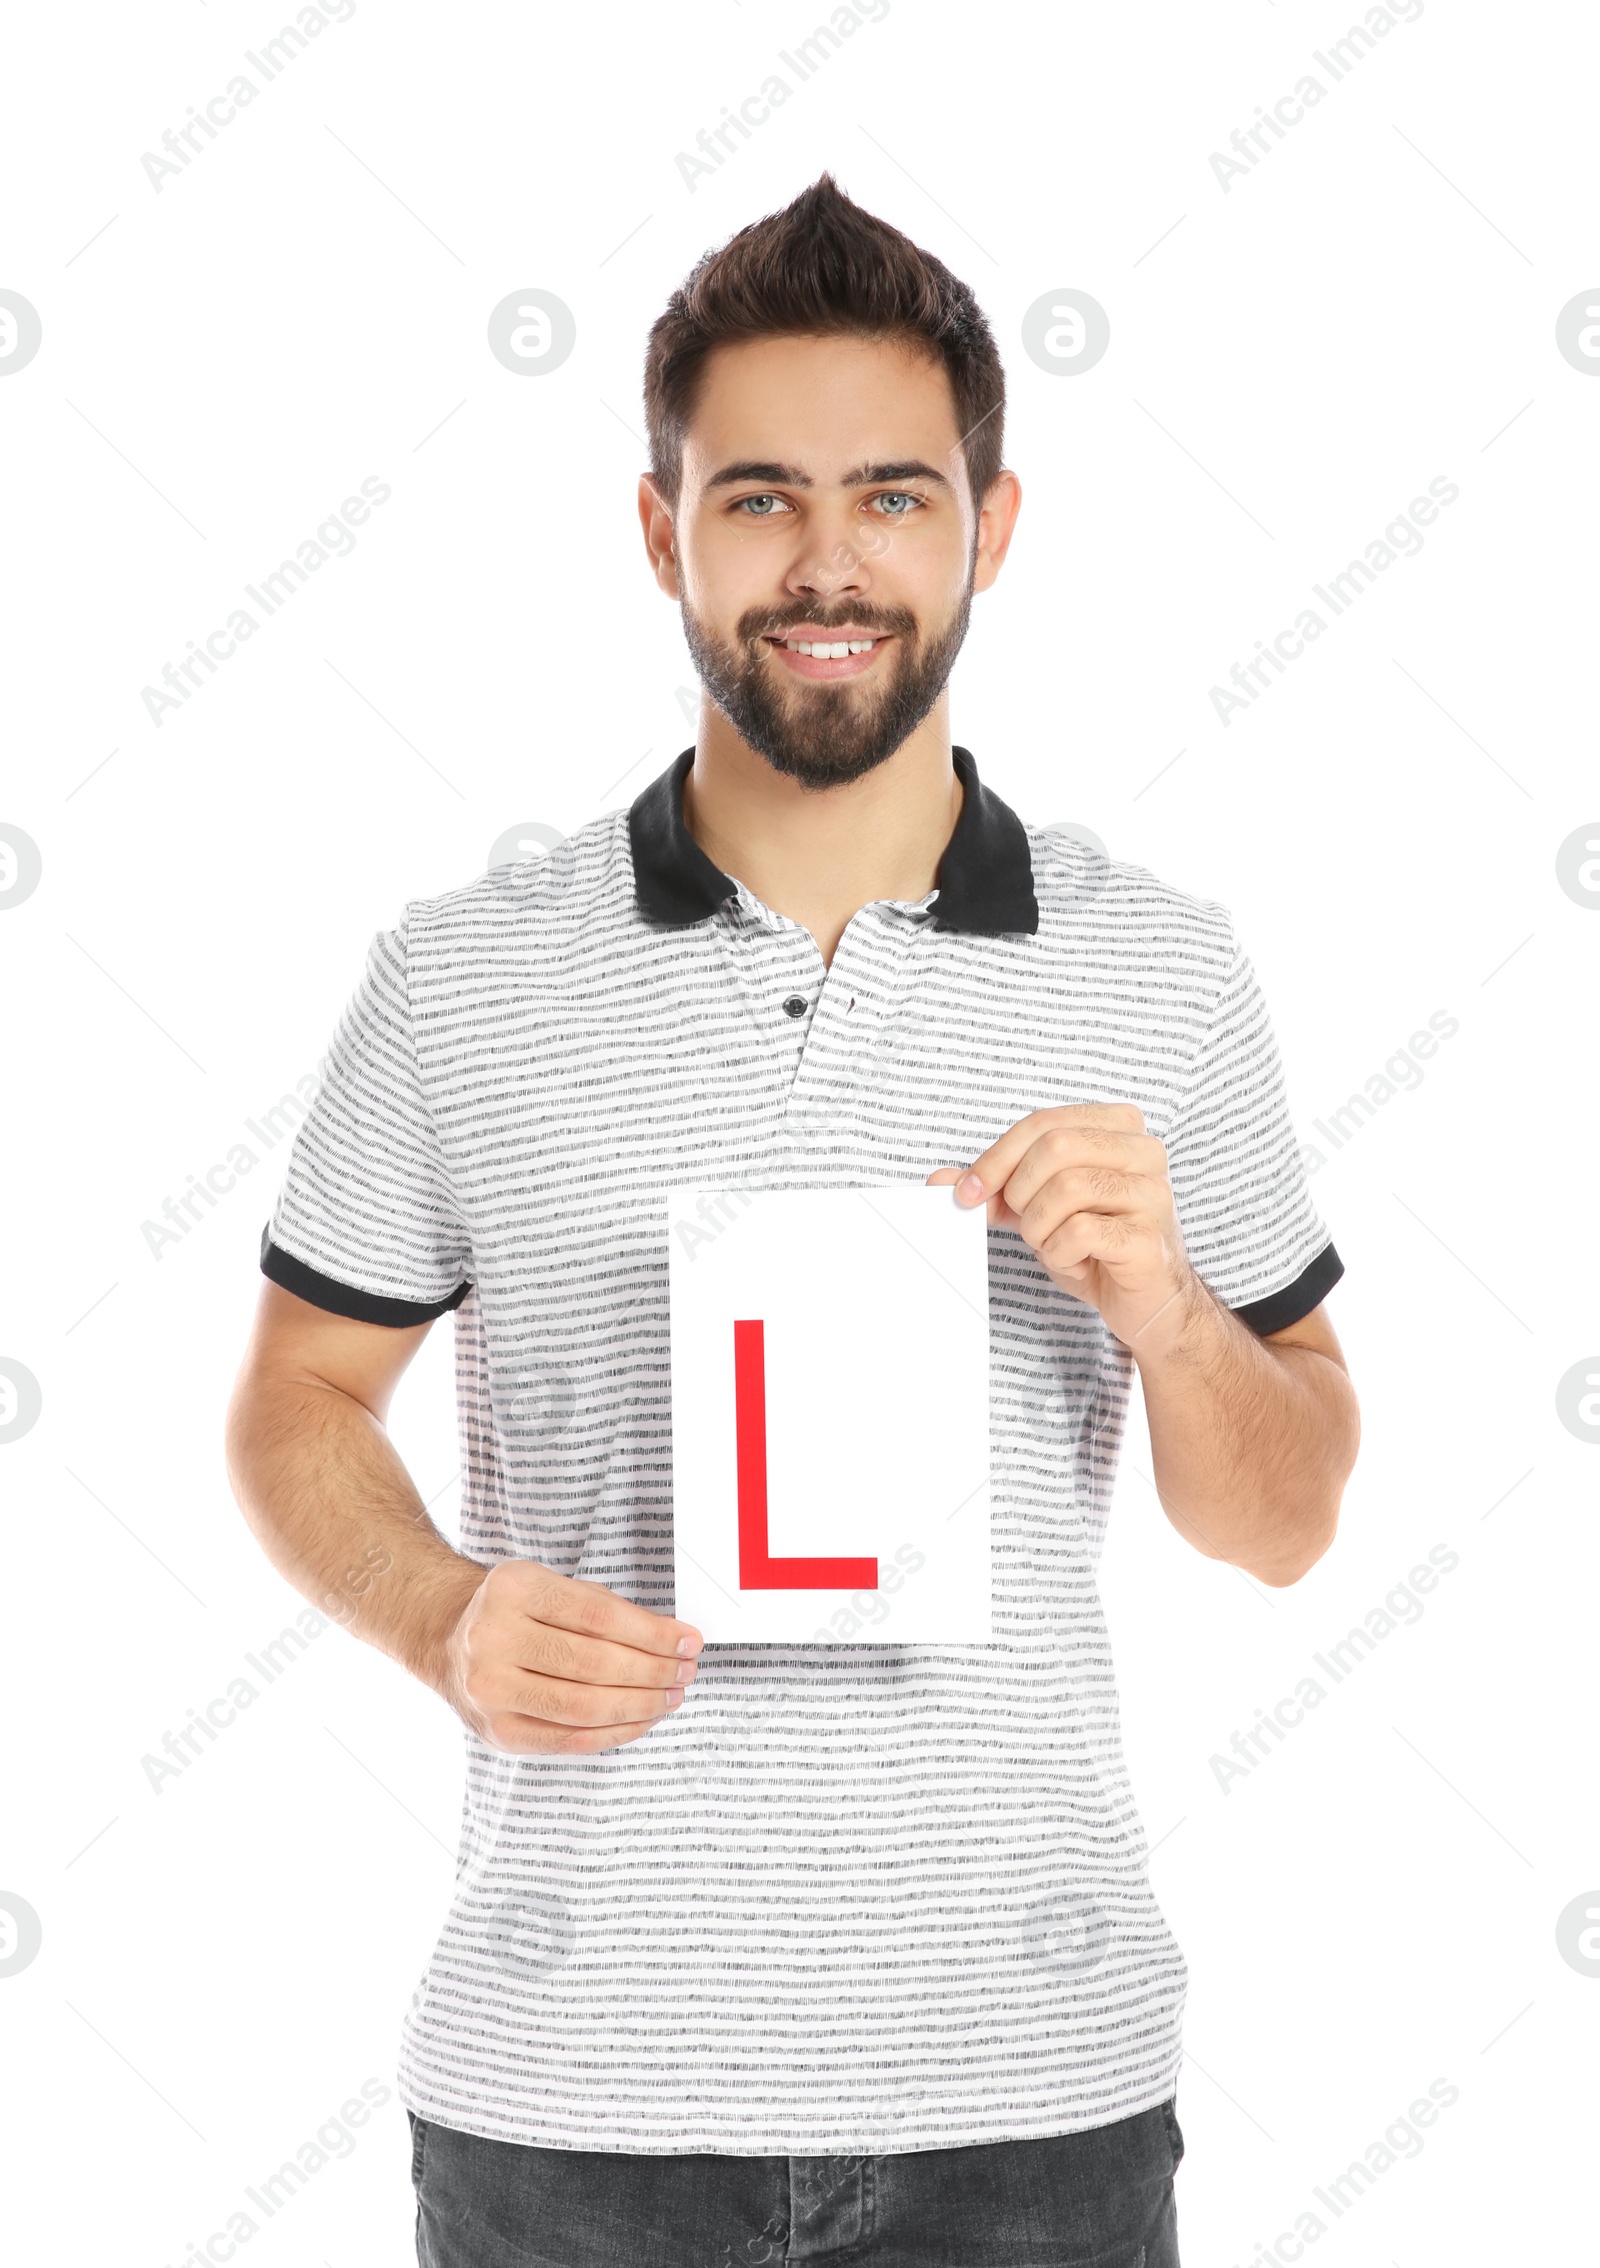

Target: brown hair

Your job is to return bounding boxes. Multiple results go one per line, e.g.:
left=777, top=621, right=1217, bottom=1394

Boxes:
left=643, top=172, right=1006, bottom=510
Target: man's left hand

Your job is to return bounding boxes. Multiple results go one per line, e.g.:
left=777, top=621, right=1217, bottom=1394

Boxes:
left=926, top=1104, right=1200, bottom=1355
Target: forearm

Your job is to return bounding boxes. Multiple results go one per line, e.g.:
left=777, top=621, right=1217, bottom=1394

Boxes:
left=224, top=1374, right=484, bottom=1693
left=1133, top=1273, right=1359, bottom=1584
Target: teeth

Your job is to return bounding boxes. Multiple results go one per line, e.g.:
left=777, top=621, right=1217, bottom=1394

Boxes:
left=785, top=638, right=873, bottom=657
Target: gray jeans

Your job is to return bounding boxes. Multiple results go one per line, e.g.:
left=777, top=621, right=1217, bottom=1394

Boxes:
left=409, top=2096, right=1184, bottom=2266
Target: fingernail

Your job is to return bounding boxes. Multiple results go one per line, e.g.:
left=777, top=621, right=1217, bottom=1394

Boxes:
left=676, top=1633, right=702, bottom=1657
left=665, top=1689, right=685, bottom=1708
left=957, top=1172, right=984, bottom=1203
left=676, top=1659, right=697, bottom=1683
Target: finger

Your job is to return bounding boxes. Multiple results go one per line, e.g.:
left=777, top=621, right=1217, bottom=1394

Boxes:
left=489, top=1712, right=675, bottom=1757
left=513, top=1623, right=703, bottom=1691
left=1006, top=1157, right=1165, bottom=1234
left=930, top=1165, right=1013, bottom=1229
left=957, top=1105, right=1149, bottom=1209
left=489, top=1562, right=702, bottom=1659
left=1035, top=1206, right=1144, bottom=1276
left=494, top=1673, right=688, bottom=1733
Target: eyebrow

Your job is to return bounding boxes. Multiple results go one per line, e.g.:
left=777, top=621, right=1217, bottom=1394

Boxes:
left=703, top=457, right=952, bottom=492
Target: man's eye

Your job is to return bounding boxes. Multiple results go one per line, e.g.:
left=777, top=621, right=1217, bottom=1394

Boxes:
left=872, top=492, right=922, bottom=515
left=735, top=494, right=789, bottom=516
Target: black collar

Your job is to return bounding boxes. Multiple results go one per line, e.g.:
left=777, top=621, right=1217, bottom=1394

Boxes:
left=628, top=746, right=1038, bottom=935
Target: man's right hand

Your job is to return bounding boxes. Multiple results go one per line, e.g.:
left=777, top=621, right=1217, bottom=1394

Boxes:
left=436, top=1560, right=704, bottom=1755
left=226, top=1286, right=704, bottom=1756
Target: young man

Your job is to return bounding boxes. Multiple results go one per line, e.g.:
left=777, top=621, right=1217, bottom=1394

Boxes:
left=226, top=175, right=1359, bottom=2267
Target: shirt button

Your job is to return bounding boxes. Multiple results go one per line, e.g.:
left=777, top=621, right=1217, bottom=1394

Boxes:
left=782, top=995, right=809, bottom=1019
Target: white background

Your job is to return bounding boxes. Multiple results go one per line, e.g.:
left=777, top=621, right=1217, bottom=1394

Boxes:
left=1, top=1, right=1595, bottom=2262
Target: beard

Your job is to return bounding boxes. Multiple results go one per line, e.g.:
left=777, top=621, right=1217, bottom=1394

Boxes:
left=679, top=579, right=975, bottom=792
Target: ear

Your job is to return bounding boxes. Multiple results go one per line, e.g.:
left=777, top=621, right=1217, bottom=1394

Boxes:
left=638, top=474, right=681, bottom=599
left=971, top=469, right=1022, bottom=595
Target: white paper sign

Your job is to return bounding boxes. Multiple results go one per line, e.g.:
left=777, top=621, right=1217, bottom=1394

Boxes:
left=667, top=1184, right=992, bottom=1642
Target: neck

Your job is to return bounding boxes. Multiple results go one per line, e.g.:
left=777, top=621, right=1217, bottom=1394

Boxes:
left=681, top=695, right=962, bottom=968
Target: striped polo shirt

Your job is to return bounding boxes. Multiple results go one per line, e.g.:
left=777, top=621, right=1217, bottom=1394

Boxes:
left=260, top=744, right=1342, bottom=2157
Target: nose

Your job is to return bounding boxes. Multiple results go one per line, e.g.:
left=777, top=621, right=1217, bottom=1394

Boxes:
left=785, top=506, right=874, bottom=604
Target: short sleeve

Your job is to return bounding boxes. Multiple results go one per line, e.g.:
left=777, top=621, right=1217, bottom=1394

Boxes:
left=259, top=921, right=472, bottom=1327
left=1163, top=922, right=1343, bottom=1336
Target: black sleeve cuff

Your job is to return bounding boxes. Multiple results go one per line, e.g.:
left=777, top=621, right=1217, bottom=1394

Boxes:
left=1231, top=1241, right=1344, bottom=1337
left=259, top=1223, right=471, bottom=1327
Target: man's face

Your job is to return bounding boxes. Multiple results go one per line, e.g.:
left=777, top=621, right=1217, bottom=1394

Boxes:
left=643, top=334, right=1009, bottom=791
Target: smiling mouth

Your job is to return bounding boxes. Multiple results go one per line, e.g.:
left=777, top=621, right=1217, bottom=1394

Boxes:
left=759, top=630, right=893, bottom=680
left=763, top=633, right=882, bottom=657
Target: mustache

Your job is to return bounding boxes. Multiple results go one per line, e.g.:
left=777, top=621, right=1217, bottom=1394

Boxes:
left=739, top=602, right=920, bottom=642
